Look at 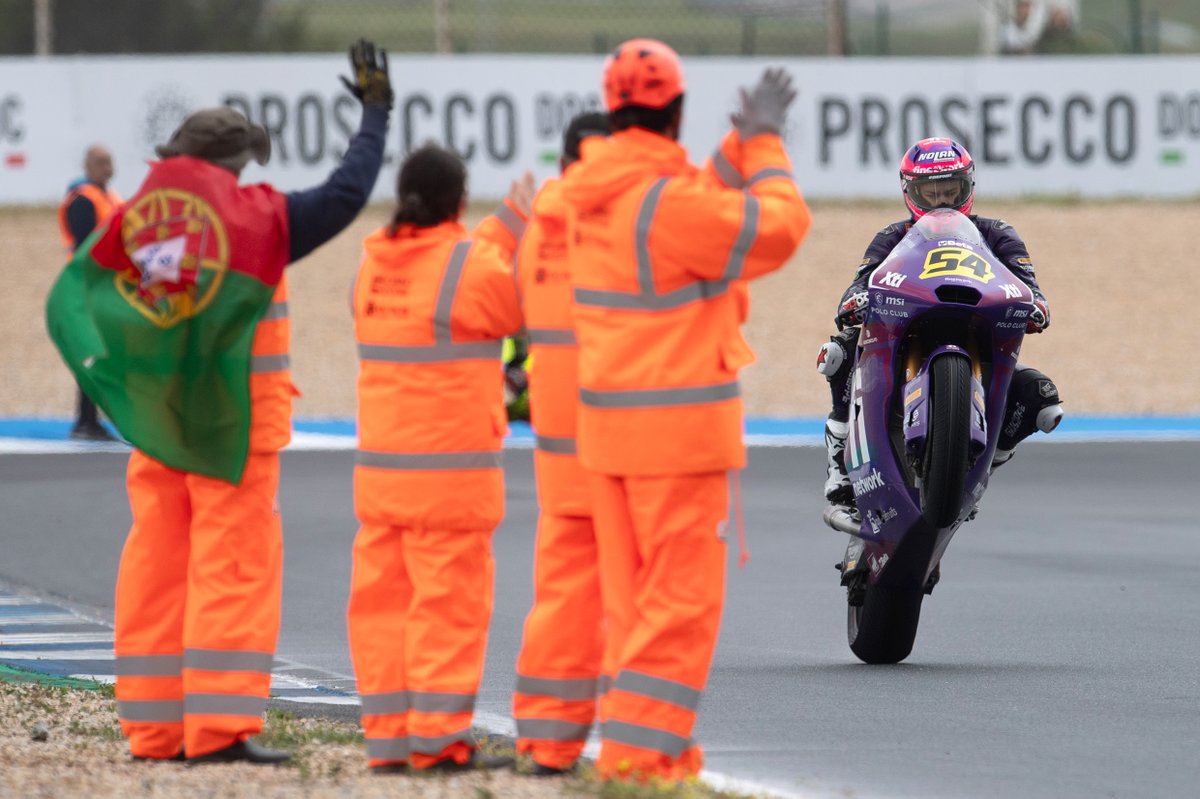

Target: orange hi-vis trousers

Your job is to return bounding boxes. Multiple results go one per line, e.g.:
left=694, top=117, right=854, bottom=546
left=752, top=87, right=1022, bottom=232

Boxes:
left=588, top=470, right=729, bottom=782
left=348, top=524, right=495, bottom=769
left=512, top=512, right=603, bottom=769
left=114, top=450, right=283, bottom=759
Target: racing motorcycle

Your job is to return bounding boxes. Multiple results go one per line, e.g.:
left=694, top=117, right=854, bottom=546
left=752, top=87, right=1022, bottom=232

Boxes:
left=822, top=209, right=1037, bottom=664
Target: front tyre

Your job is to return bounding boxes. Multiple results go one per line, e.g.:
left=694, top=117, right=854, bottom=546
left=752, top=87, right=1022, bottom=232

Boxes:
left=921, top=353, right=972, bottom=528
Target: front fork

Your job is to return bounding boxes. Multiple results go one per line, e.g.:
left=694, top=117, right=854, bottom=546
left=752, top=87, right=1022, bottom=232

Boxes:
left=901, top=339, right=988, bottom=473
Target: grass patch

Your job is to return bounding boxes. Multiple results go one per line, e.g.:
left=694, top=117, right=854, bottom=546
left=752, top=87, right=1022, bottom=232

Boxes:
left=0, top=663, right=112, bottom=693
left=259, top=707, right=365, bottom=748
left=565, top=767, right=766, bottom=799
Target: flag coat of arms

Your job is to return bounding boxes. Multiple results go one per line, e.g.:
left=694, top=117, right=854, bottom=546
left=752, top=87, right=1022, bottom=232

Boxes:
left=46, top=157, right=290, bottom=483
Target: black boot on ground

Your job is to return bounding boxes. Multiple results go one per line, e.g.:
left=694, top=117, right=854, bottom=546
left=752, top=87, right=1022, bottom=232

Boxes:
left=187, top=738, right=291, bottom=765
left=526, top=761, right=573, bottom=777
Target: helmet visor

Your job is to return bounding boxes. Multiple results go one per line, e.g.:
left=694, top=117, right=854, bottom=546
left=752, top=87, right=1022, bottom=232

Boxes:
left=905, top=174, right=972, bottom=213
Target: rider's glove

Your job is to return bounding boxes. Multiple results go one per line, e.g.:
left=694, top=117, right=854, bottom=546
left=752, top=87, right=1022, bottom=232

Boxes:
left=836, top=290, right=869, bottom=330
left=1026, top=299, right=1050, bottom=334
left=731, top=67, right=796, bottom=140
left=340, top=39, right=393, bottom=110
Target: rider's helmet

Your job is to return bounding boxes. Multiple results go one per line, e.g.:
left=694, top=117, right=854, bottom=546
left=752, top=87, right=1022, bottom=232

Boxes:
left=899, top=137, right=975, bottom=220
left=603, top=38, right=686, bottom=112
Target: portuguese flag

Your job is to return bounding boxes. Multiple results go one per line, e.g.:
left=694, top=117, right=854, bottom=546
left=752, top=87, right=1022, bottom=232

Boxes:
left=46, top=159, right=288, bottom=483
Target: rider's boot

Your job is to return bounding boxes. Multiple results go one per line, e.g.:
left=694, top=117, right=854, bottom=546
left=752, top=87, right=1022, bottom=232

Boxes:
left=823, top=418, right=854, bottom=507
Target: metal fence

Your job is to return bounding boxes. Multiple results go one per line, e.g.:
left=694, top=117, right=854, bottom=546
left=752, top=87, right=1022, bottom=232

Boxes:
left=2, top=0, right=1197, bottom=57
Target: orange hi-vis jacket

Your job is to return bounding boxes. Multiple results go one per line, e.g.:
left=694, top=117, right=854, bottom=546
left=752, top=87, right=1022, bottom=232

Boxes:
left=513, top=177, right=590, bottom=516
left=353, top=205, right=526, bottom=530
left=58, top=182, right=123, bottom=251
left=562, top=127, right=812, bottom=476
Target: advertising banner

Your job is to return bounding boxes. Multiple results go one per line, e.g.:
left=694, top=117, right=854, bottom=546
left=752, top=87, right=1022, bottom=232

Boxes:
left=1, top=54, right=1198, bottom=204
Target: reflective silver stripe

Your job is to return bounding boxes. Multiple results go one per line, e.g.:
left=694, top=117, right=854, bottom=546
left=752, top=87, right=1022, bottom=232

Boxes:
left=356, top=450, right=501, bottom=470
left=720, top=194, right=759, bottom=282
left=366, top=737, right=410, bottom=761
left=117, top=699, right=183, bottom=723
left=409, top=691, right=475, bottom=715
left=634, top=179, right=668, bottom=294
left=602, top=720, right=690, bottom=758
left=613, top=670, right=702, bottom=711
left=711, top=150, right=743, bottom=189
left=746, top=166, right=793, bottom=187
left=261, top=301, right=289, bottom=321
left=580, top=381, right=740, bottom=409
left=574, top=280, right=730, bottom=312
left=409, top=729, right=472, bottom=756
left=516, top=674, right=597, bottom=701
left=535, top=435, right=577, bottom=455
left=184, top=693, right=268, bottom=717
left=115, top=654, right=182, bottom=677
left=250, top=353, right=289, bottom=373
left=361, top=691, right=410, bottom=715
left=598, top=674, right=613, bottom=696
left=357, top=340, right=502, bottom=363
left=184, top=649, right=273, bottom=674
left=516, top=717, right=592, bottom=741
left=493, top=203, right=527, bottom=241
left=433, top=241, right=473, bottom=341
left=527, top=327, right=577, bottom=346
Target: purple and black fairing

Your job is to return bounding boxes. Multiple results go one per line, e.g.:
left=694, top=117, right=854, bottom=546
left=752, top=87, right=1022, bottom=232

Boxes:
left=841, top=210, right=1034, bottom=591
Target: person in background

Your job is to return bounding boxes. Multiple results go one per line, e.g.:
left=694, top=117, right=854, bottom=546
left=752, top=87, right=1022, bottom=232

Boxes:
left=104, top=40, right=392, bottom=765
left=560, top=39, right=811, bottom=781
left=1000, top=0, right=1077, bottom=55
left=510, top=110, right=612, bottom=777
left=58, top=144, right=121, bottom=440
left=347, top=143, right=534, bottom=774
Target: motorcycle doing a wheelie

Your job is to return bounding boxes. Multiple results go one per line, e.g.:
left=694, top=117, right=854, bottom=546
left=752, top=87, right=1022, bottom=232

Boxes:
left=822, top=209, right=1045, bottom=664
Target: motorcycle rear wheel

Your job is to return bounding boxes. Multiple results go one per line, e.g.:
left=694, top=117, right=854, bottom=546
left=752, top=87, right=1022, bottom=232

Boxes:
left=920, top=353, right=972, bottom=528
left=848, top=584, right=924, bottom=664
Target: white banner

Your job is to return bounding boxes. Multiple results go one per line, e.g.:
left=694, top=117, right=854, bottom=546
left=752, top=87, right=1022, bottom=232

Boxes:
left=2, top=54, right=1199, bottom=204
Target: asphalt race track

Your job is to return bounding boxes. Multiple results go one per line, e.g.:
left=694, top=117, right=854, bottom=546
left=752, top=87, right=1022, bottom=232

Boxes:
left=2, top=441, right=1198, bottom=798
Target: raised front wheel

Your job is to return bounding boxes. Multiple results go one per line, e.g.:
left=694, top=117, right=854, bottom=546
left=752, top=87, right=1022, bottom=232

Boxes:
left=920, top=353, right=972, bottom=528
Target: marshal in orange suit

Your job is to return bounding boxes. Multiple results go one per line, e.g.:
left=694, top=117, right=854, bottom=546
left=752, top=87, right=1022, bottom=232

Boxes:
left=510, top=111, right=613, bottom=776
left=349, top=144, right=534, bottom=773
left=561, top=40, right=812, bottom=781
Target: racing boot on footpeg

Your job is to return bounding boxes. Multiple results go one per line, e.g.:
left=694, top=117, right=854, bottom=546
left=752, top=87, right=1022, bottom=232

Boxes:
left=823, top=418, right=854, bottom=507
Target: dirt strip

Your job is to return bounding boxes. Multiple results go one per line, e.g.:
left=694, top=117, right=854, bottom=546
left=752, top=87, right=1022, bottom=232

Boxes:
left=5, top=200, right=1199, bottom=420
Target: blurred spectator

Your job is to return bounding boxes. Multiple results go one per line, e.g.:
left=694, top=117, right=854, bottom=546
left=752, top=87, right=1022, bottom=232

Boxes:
left=57, top=144, right=121, bottom=441
left=1000, top=0, right=1077, bottom=55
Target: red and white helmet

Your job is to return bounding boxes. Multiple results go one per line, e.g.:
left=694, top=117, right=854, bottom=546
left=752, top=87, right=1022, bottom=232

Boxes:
left=899, top=137, right=975, bottom=219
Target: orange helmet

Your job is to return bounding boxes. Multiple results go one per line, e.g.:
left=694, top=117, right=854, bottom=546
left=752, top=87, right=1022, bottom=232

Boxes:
left=603, top=39, right=685, bottom=112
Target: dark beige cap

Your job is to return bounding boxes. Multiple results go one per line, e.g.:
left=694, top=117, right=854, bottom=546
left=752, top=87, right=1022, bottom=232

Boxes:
left=155, top=106, right=271, bottom=165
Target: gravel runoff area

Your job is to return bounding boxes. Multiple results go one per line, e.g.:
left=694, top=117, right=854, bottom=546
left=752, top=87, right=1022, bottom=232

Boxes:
left=0, top=677, right=760, bottom=799
left=5, top=200, right=1200, bottom=420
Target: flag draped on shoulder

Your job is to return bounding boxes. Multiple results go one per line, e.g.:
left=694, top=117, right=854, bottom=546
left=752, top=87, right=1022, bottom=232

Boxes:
left=45, top=157, right=290, bottom=483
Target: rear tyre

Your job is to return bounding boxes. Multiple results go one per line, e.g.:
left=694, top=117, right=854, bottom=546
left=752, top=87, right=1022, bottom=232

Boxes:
left=921, top=353, right=972, bottom=528
left=846, top=353, right=971, bottom=664
left=848, top=583, right=924, bottom=664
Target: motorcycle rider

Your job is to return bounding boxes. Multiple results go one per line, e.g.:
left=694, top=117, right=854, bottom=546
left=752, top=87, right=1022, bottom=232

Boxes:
left=818, top=137, right=1063, bottom=507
